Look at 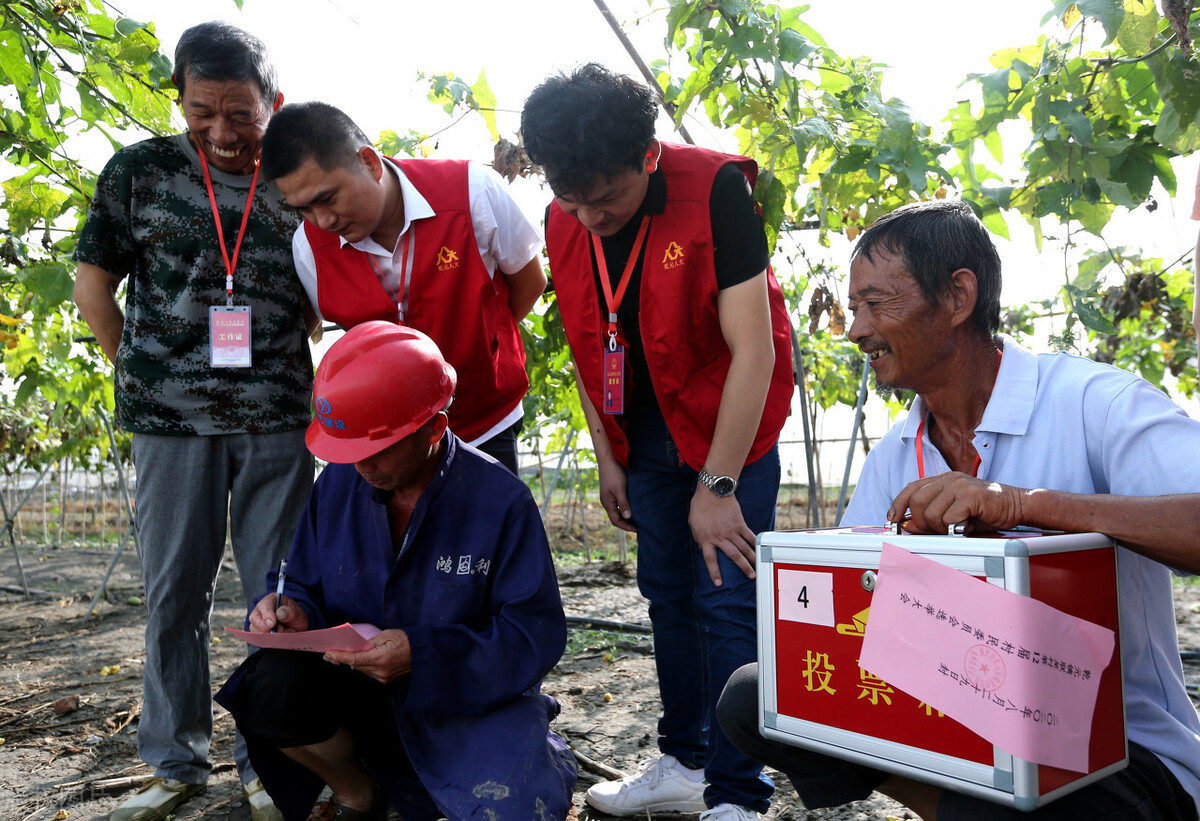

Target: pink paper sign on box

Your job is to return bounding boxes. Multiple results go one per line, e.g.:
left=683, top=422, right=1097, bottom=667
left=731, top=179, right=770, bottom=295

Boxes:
left=225, top=622, right=380, bottom=653
left=859, top=543, right=1115, bottom=773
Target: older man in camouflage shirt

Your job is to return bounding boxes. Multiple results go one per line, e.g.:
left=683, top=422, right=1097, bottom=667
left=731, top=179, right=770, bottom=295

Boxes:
left=73, top=22, right=311, bottom=821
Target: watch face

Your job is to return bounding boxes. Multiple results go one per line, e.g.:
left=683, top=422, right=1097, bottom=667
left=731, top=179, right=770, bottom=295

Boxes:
left=712, top=476, right=736, bottom=496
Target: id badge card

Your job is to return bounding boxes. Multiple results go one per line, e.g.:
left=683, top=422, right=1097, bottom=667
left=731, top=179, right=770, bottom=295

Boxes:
left=603, top=344, right=625, bottom=415
left=209, top=305, right=252, bottom=368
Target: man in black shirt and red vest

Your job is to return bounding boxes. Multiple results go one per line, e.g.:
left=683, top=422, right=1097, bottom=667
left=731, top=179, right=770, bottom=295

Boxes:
left=521, top=64, right=794, bottom=821
left=260, top=102, right=546, bottom=473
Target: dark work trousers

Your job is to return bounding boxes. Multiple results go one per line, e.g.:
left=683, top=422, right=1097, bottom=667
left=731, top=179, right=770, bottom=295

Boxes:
left=717, top=663, right=1198, bottom=820
left=473, top=418, right=522, bottom=475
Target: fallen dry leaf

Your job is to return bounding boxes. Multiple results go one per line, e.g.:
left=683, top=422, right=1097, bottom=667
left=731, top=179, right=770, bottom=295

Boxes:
left=52, top=695, right=80, bottom=716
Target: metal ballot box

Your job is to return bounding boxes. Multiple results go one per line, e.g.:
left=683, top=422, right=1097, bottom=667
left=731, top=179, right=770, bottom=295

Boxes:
left=756, top=527, right=1126, bottom=810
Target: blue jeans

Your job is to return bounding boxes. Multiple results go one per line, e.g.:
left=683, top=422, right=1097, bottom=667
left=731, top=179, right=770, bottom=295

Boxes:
left=624, top=407, right=777, bottom=812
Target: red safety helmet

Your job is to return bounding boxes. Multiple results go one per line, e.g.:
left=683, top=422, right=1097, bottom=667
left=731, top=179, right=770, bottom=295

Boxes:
left=305, top=322, right=457, bottom=464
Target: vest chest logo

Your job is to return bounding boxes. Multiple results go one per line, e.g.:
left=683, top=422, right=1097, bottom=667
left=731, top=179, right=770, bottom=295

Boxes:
left=436, top=246, right=461, bottom=271
left=662, top=241, right=685, bottom=269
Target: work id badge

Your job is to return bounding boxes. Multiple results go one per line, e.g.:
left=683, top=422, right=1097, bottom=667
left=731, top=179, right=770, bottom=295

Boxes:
left=209, top=305, right=252, bottom=368
left=603, top=344, right=625, bottom=415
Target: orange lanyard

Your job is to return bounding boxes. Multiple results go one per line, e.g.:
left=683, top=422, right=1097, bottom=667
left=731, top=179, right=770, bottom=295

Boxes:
left=915, top=414, right=980, bottom=479
left=367, top=228, right=415, bottom=323
left=591, top=216, right=650, bottom=350
left=915, top=350, right=1003, bottom=479
left=199, top=152, right=260, bottom=306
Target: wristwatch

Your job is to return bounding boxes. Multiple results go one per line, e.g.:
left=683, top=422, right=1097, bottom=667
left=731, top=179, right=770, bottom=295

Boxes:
left=698, top=469, right=738, bottom=498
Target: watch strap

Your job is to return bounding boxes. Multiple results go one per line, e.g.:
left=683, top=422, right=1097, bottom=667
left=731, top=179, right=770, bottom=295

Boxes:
left=698, top=469, right=738, bottom=497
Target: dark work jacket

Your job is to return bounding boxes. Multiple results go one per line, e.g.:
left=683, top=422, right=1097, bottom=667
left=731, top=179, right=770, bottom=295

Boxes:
left=216, top=434, right=576, bottom=819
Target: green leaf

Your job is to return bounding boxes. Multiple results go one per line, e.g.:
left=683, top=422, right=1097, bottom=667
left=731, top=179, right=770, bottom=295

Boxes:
left=470, top=71, right=498, bottom=142
left=778, top=29, right=816, bottom=64
left=148, top=51, right=173, bottom=89
left=1070, top=197, right=1117, bottom=235
left=1155, top=98, right=1200, bottom=154
left=114, top=17, right=149, bottom=36
left=1149, top=148, right=1177, bottom=194
left=1048, top=100, right=1093, bottom=144
left=0, top=31, right=34, bottom=90
left=1073, top=0, right=1126, bottom=45
left=1073, top=300, right=1117, bottom=334
left=665, top=0, right=707, bottom=49
left=3, top=178, right=70, bottom=237
left=1149, top=52, right=1200, bottom=152
left=792, top=116, right=835, bottom=143
left=14, top=374, right=40, bottom=407
left=981, top=128, right=1003, bottom=163
left=980, top=207, right=1011, bottom=241
left=1072, top=251, right=1111, bottom=288
left=755, top=169, right=786, bottom=253
left=17, top=261, right=75, bottom=314
left=1114, top=0, right=1159, bottom=55
left=1064, top=284, right=1118, bottom=333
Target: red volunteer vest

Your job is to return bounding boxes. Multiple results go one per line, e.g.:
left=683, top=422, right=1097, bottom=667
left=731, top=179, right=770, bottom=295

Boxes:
left=547, top=143, right=793, bottom=470
left=304, top=158, right=528, bottom=442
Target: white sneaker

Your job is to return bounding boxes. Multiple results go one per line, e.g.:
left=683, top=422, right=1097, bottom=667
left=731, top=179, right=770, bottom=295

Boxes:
left=109, top=777, right=204, bottom=821
left=242, top=777, right=284, bottom=821
left=585, top=754, right=708, bottom=816
left=700, top=804, right=761, bottom=820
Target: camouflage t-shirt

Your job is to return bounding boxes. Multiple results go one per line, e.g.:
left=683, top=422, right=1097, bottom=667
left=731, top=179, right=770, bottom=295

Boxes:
left=76, top=134, right=313, bottom=435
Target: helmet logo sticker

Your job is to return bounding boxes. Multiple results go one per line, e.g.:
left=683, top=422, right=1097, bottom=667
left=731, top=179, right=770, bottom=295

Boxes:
left=314, top=396, right=346, bottom=430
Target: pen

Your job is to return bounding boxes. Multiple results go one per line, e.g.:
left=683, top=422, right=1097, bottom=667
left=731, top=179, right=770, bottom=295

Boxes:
left=272, top=559, right=287, bottom=633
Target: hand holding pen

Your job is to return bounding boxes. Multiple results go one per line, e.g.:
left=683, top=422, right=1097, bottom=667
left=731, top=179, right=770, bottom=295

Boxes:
left=271, top=559, right=287, bottom=633
left=248, top=558, right=309, bottom=633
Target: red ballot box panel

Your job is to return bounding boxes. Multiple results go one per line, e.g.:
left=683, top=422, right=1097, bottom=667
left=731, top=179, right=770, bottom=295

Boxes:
left=757, top=528, right=1126, bottom=811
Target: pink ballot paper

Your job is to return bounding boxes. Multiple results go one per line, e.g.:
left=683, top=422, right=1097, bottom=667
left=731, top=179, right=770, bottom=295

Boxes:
left=859, top=543, right=1116, bottom=773
left=224, top=623, right=381, bottom=653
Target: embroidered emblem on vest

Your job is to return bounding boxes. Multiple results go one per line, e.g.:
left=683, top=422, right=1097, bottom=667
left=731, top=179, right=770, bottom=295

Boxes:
left=436, top=246, right=460, bottom=271
left=662, top=241, right=685, bottom=269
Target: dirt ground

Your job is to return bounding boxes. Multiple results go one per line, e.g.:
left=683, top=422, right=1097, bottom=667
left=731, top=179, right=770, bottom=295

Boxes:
left=0, top=540, right=1197, bottom=821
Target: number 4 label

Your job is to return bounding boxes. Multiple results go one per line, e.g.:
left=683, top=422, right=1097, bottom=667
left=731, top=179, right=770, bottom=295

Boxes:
left=777, top=569, right=835, bottom=627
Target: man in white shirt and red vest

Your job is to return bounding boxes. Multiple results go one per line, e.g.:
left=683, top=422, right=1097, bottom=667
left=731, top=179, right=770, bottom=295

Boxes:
left=521, top=64, right=794, bottom=821
left=260, top=101, right=545, bottom=473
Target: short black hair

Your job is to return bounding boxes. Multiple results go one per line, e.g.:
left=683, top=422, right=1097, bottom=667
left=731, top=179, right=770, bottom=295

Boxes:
left=520, top=63, right=658, bottom=196
left=852, top=200, right=1002, bottom=334
left=174, top=21, right=278, bottom=106
left=260, top=101, right=370, bottom=181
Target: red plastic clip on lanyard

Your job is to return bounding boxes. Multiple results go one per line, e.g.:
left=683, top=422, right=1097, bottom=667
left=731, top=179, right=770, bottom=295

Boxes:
left=199, top=151, right=260, bottom=306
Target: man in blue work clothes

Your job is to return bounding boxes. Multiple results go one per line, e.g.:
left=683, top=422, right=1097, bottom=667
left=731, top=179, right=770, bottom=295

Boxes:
left=217, top=323, right=576, bottom=821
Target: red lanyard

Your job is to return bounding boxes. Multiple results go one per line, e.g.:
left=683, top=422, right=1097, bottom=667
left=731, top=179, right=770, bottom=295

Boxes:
left=591, top=216, right=650, bottom=350
left=199, top=151, right=260, bottom=305
left=915, top=350, right=1003, bottom=479
left=367, top=228, right=415, bottom=323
